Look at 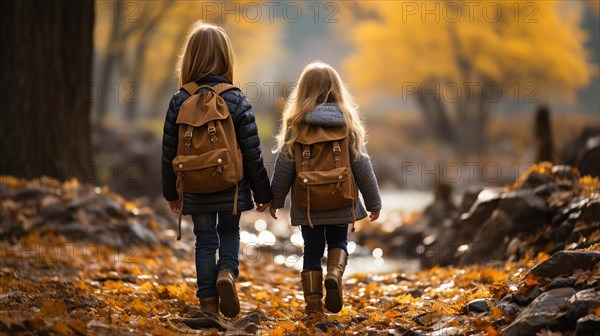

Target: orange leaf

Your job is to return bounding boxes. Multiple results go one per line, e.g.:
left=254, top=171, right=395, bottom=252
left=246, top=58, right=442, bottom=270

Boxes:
left=39, top=300, right=67, bottom=318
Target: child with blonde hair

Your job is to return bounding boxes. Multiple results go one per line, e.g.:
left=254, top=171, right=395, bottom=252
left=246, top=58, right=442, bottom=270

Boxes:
left=270, top=62, right=381, bottom=314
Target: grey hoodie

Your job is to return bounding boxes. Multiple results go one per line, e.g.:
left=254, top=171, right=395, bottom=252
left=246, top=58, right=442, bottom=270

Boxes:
left=270, top=103, right=382, bottom=226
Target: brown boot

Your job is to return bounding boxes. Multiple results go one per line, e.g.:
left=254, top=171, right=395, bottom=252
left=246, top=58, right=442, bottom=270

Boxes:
left=216, top=269, right=240, bottom=317
left=199, top=296, right=219, bottom=314
left=301, top=269, right=323, bottom=314
left=324, top=248, right=348, bottom=313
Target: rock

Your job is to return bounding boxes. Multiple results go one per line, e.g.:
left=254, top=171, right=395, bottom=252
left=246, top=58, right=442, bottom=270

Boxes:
left=459, top=188, right=503, bottom=224
left=497, top=189, right=548, bottom=233
left=566, top=289, right=600, bottom=321
left=520, top=172, right=551, bottom=190
left=458, top=186, right=483, bottom=214
left=532, top=182, right=560, bottom=198
left=497, top=294, right=512, bottom=307
left=493, top=317, right=508, bottom=328
left=235, top=312, right=261, bottom=333
left=428, top=327, right=460, bottom=336
left=554, top=221, right=575, bottom=241
left=528, top=250, right=600, bottom=284
left=546, top=277, right=576, bottom=290
left=0, top=178, right=174, bottom=247
left=551, top=165, right=579, bottom=187
left=579, top=199, right=600, bottom=225
left=577, top=142, right=600, bottom=178
left=502, top=303, right=521, bottom=319
left=431, top=315, right=464, bottom=330
left=8, top=186, right=50, bottom=201
left=412, top=311, right=442, bottom=327
left=315, top=320, right=342, bottom=332
left=561, top=128, right=600, bottom=178
left=130, top=219, right=159, bottom=245
left=171, top=314, right=230, bottom=331
left=502, top=287, right=576, bottom=336
left=408, top=289, right=422, bottom=298
left=463, top=298, right=495, bottom=314
left=512, top=286, right=542, bottom=306
left=575, top=315, right=600, bottom=336
left=458, top=209, right=512, bottom=265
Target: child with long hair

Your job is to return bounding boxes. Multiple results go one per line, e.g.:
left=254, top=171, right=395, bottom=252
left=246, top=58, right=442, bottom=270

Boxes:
left=162, top=21, right=272, bottom=317
left=270, top=62, right=381, bottom=314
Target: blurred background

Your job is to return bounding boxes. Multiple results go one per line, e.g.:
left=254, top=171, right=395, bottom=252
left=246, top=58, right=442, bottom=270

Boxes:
left=89, top=0, right=599, bottom=272
left=2, top=0, right=599, bottom=272
left=88, top=0, right=599, bottom=199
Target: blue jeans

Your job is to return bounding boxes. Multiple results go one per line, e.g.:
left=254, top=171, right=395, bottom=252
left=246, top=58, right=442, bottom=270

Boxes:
left=192, top=212, right=240, bottom=298
left=301, top=225, right=348, bottom=271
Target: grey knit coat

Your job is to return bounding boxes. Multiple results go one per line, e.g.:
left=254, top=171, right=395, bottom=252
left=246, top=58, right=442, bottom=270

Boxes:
left=270, top=103, right=382, bottom=226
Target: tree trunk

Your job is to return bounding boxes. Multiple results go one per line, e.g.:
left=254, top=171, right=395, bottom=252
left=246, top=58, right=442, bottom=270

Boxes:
left=416, top=83, right=456, bottom=146
left=535, top=105, right=554, bottom=163
left=124, top=2, right=173, bottom=121
left=96, top=0, right=124, bottom=123
left=0, top=0, right=94, bottom=181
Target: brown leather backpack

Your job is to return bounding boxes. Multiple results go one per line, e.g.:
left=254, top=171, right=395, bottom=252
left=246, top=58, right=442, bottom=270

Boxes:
left=172, top=82, right=243, bottom=239
left=292, top=123, right=358, bottom=227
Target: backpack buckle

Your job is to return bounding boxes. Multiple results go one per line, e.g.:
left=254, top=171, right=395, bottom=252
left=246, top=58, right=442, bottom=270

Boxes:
left=207, top=126, right=216, bottom=136
left=184, top=131, right=193, bottom=141
left=302, top=150, right=311, bottom=159
left=333, top=146, right=341, bottom=155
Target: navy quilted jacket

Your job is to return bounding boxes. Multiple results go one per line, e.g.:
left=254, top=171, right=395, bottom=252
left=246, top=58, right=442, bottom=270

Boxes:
left=161, top=74, right=272, bottom=214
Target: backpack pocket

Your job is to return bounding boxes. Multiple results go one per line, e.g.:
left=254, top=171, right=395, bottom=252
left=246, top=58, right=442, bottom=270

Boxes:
left=295, top=167, right=355, bottom=211
left=172, top=148, right=238, bottom=193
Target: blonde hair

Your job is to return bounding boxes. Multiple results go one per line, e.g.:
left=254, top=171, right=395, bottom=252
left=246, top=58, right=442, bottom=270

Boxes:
left=274, top=61, right=367, bottom=160
left=176, top=21, right=234, bottom=87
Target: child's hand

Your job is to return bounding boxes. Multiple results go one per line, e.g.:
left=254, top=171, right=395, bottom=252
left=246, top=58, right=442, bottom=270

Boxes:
left=369, top=211, right=380, bottom=221
left=269, top=206, right=278, bottom=220
left=256, top=203, right=270, bottom=212
left=168, top=200, right=181, bottom=214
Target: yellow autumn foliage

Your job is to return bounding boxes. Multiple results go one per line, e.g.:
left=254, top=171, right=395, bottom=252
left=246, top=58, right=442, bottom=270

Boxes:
left=342, top=1, right=595, bottom=103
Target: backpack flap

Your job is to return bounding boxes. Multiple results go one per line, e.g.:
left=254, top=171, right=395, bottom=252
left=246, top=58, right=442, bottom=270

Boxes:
left=172, top=148, right=236, bottom=193
left=172, top=148, right=230, bottom=171
left=176, top=91, right=229, bottom=126
left=296, top=167, right=354, bottom=211
left=296, top=125, right=348, bottom=145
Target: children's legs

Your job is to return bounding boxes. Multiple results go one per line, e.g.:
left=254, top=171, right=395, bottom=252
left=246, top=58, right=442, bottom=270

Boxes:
left=300, top=225, right=326, bottom=314
left=216, top=212, right=241, bottom=276
left=324, top=224, right=349, bottom=313
left=324, top=224, right=349, bottom=253
left=300, top=225, right=326, bottom=270
left=192, top=213, right=219, bottom=299
left=215, top=211, right=241, bottom=317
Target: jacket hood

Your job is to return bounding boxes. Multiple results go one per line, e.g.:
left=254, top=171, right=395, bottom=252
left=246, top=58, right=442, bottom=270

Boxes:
left=303, top=103, right=345, bottom=127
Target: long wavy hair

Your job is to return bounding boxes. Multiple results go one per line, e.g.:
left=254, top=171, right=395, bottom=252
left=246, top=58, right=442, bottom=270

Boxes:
left=274, top=61, right=367, bottom=160
left=176, top=21, right=234, bottom=86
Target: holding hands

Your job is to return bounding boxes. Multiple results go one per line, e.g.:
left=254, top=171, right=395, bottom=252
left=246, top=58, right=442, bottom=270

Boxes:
left=255, top=203, right=270, bottom=212
left=168, top=200, right=181, bottom=214
left=256, top=202, right=277, bottom=219
left=369, top=211, right=380, bottom=221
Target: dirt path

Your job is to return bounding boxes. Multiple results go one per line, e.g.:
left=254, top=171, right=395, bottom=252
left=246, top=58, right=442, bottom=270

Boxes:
left=1, top=234, right=544, bottom=335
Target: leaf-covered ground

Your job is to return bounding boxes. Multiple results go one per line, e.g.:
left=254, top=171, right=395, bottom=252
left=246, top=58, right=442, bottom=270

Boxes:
left=1, top=231, right=569, bottom=335
left=2, top=173, right=599, bottom=335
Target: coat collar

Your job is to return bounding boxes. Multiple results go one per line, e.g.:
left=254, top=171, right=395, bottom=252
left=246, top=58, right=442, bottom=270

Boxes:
left=196, top=73, right=232, bottom=85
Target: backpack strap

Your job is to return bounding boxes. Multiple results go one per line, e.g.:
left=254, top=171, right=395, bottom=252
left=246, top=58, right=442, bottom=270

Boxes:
left=181, top=81, right=201, bottom=95
left=300, top=144, right=314, bottom=227
left=301, top=145, right=311, bottom=171
left=212, top=83, right=238, bottom=95
left=332, top=140, right=341, bottom=168
left=182, top=82, right=236, bottom=95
